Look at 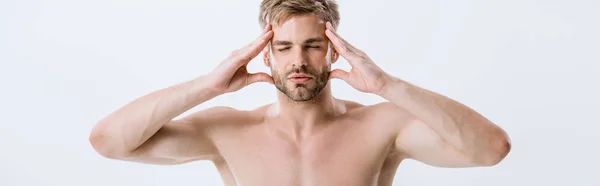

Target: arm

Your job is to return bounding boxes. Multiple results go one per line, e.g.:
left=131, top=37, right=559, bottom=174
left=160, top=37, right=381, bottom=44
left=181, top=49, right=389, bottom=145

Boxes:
left=88, top=25, right=275, bottom=165
left=381, top=79, right=511, bottom=167
left=89, top=76, right=222, bottom=164
left=323, top=21, right=510, bottom=168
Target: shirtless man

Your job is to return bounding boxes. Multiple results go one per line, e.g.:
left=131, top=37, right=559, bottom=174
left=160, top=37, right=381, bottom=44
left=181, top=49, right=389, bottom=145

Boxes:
left=88, top=0, right=511, bottom=185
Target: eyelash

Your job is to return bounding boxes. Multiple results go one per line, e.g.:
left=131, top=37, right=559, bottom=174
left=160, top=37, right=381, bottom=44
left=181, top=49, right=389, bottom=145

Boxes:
left=278, top=46, right=320, bottom=52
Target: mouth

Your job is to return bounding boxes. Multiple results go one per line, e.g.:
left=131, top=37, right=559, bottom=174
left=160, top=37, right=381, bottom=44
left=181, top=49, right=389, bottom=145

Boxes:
left=288, top=74, right=313, bottom=83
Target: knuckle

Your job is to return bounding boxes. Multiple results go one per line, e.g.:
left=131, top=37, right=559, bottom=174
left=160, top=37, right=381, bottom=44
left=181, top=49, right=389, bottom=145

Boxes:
left=342, top=46, right=350, bottom=52
left=243, top=55, right=252, bottom=62
left=357, top=50, right=366, bottom=56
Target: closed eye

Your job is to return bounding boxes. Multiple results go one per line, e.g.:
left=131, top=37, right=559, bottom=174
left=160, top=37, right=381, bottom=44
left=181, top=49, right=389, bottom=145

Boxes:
left=278, top=47, right=291, bottom=52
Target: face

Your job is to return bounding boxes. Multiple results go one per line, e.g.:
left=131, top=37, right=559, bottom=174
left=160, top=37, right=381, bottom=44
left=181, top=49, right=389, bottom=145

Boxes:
left=263, top=14, right=339, bottom=101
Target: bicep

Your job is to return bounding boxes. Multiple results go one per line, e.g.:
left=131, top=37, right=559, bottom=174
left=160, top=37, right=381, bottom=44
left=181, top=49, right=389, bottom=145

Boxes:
left=123, top=107, right=232, bottom=165
left=394, top=119, right=475, bottom=168
left=124, top=119, right=219, bottom=165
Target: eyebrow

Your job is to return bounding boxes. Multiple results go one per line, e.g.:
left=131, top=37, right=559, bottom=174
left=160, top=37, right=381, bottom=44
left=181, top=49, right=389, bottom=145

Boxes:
left=305, top=37, right=324, bottom=44
left=273, top=40, right=293, bottom=46
left=272, top=37, right=325, bottom=46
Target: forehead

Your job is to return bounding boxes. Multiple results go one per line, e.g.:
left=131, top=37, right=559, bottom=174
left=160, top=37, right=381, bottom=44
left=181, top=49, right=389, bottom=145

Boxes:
left=271, top=14, right=326, bottom=43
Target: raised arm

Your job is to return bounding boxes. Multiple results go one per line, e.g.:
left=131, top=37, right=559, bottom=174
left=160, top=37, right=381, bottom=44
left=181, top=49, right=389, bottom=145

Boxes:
left=88, top=25, right=275, bottom=165
left=323, top=21, right=510, bottom=167
left=88, top=78, right=223, bottom=165
left=382, top=81, right=511, bottom=167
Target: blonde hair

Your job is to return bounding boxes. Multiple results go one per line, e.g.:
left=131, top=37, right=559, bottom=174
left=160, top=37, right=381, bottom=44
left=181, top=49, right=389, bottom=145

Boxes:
left=259, top=0, right=340, bottom=30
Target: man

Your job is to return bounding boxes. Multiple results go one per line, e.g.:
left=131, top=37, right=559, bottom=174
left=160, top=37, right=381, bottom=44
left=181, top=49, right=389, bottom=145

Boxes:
left=89, top=0, right=511, bottom=185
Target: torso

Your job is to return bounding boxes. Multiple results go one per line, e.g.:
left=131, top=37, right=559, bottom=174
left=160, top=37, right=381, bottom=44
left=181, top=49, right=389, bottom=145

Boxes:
left=208, top=101, right=407, bottom=186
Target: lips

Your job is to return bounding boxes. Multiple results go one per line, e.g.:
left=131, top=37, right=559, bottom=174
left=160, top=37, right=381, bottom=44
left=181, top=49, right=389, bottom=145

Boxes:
left=288, top=74, right=313, bottom=83
left=288, top=73, right=313, bottom=78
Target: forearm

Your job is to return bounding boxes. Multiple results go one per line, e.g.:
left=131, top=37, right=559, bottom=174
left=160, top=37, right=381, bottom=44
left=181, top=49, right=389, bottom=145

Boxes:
left=90, top=75, right=220, bottom=154
left=380, top=77, right=509, bottom=163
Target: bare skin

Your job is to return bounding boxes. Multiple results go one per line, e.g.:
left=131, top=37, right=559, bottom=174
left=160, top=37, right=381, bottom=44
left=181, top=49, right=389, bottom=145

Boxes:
left=89, top=14, right=511, bottom=186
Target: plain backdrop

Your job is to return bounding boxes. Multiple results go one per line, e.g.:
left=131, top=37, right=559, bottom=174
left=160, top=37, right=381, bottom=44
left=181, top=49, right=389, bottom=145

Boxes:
left=1, top=0, right=599, bottom=185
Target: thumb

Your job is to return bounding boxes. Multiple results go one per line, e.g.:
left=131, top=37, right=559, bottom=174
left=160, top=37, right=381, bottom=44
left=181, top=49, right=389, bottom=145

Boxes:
left=246, top=72, right=274, bottom=85
left=329, top=69, right=350, bottom=82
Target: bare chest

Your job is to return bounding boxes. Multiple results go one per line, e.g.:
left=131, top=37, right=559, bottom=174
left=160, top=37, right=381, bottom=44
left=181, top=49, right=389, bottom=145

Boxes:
left=213, top=120, right=397, bottom=186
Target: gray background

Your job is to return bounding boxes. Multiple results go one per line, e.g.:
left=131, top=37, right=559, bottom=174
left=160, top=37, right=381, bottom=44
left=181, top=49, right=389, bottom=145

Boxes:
left=1, top=0, right=599, bottom=185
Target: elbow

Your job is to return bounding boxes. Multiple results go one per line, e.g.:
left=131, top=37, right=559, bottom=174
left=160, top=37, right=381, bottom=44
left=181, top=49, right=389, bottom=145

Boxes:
left=478, top=131, right=512, bottom=166
left=89, top=131, right=115, bottom=159
left=88, top=122, right=130, bottom=159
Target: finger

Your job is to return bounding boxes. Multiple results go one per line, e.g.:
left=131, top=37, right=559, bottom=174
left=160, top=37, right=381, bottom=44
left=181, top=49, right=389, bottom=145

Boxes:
left=246, top=72, right=274, bottom=85
left=329, top=69, right=350, bottom=82
left=325, top=21, right=335, bottom=31
left=326, top=22, right=360, bottom=52
left=324, top=22, right=348, bottom=55
left=252, top=24, right=273, bottom=48
left=261, top=24, right=272, bottom=35
left=239, top=24, right=272, bottom=52
left=247, top=24, right=272, bottom=44
left=325, top=29, right=349, bottom=57
left=238, top=29, right=274, bottom=63
left=325, top=24, right=359, bottom=64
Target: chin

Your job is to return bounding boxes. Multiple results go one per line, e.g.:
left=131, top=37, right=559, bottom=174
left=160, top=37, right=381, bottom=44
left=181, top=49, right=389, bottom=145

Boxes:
left=274, top=79, right=327, bottom=102
left=277, top=85, right=316, bottom=102
left=289, top=88, right=316, bottom=101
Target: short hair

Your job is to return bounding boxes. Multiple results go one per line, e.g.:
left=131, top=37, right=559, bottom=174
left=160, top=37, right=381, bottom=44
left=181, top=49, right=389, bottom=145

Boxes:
left=259, top=0, right=340, bottom=30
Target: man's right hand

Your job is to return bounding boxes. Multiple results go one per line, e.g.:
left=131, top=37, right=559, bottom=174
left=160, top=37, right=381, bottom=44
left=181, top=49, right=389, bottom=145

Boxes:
left=206, top=24, right=275, bottom=94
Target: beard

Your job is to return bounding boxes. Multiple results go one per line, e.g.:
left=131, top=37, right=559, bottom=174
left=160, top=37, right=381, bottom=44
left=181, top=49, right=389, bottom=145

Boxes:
left=272, top=65, right=330, bottom=102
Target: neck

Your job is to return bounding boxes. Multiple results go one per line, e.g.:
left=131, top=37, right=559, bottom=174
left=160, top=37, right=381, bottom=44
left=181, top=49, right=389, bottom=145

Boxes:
left=266, top=84, right=344, bottom=136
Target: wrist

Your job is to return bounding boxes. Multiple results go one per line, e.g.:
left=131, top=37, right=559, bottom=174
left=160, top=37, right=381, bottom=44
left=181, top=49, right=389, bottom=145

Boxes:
left=377, top=75, right=406, bottom=98
left=189, top=75, right=223, bottom=98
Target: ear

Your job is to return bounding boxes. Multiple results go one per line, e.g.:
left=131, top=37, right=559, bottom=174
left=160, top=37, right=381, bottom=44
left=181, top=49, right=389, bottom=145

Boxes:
left=262, top=46, right=271, bottom=67
left=330, top=47, right=340, bottom=64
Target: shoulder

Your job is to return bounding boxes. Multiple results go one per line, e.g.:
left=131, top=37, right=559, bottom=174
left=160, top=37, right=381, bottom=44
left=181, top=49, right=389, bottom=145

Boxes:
left=339, top=99, right=366, bottom=110
left=186, top=106, right=246, bottom=123
left=180, top=106, right=263, bottom=132
left=342, top=101, right=415, bottom=129
left=341, top=100, right=410, bottom=118
left=190, top=104, right=274, bottom=126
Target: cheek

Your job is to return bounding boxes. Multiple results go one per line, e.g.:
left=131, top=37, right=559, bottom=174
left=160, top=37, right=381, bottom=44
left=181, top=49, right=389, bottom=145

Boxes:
left=309, top=50, right=331, bottom=68
left=269, top=49, right=302, bottom=68
left=268, top=50, right=279, bottom=69
left=310, top=46, right=331, bottom=59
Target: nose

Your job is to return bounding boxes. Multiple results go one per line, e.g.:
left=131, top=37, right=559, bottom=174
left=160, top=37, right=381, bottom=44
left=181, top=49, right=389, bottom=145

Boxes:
left=291, top=47, right=308, bottom=68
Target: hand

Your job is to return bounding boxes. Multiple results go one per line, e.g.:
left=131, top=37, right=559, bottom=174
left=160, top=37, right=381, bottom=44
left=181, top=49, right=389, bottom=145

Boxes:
left=325, top=22, right=391, bottom=95
left=207, top=25, right=275, bottom=94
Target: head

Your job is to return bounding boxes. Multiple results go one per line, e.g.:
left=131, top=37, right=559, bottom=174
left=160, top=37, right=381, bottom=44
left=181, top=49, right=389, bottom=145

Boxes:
left=259, top=0, right=341, bottom=102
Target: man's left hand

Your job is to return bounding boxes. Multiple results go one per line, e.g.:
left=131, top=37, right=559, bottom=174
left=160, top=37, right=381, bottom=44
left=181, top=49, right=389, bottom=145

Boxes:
left=325, top=22, right=392, bottom=95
